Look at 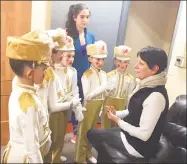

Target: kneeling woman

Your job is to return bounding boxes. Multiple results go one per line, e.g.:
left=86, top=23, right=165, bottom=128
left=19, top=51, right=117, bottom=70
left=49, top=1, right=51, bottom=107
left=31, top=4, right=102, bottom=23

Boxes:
left=87, top=46, right=169, bottom=162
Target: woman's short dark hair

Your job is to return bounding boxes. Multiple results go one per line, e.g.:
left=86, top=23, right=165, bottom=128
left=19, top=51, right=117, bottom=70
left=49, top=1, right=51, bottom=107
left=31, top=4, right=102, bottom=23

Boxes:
left=137, top=46, right=168, bottom=74
left=9, top=59, right=34, bottom=77
left=65, top=3, right=90, bottom=39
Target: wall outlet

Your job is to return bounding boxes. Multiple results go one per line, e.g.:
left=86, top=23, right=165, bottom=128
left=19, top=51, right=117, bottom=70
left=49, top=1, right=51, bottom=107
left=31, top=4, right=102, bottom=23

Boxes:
left=175, top=56, right=186, bottom=68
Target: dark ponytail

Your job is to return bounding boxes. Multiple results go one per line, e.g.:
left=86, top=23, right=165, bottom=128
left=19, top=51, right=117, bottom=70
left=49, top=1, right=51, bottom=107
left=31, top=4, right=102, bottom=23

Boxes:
left=65, top=3, right=90, bottom=40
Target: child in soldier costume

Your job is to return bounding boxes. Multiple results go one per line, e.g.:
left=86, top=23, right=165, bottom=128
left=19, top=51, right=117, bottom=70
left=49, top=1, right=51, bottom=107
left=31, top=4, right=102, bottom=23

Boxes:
left=75, top=40, right=115, bottom=163
left=51, top=29, right=87, bottom=161
left=51, top=28, right=86, bottom=123
left=101, top=45, right=136, bottom=129
left=2, top=31, right=52, bottom=163
left=43, top=28, right=84, bottom=163
left=10, top=30, right=79, bottom=162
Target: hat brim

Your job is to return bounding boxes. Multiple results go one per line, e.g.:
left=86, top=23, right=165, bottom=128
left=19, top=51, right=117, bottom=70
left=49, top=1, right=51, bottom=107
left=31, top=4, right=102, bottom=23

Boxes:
left=91, top=54, right=107, bottom=58
left=40, top=61, right=50, bottom=66
left=115, top=57, right=130, bottom=61
left=57, top=47, right=75, bottom=51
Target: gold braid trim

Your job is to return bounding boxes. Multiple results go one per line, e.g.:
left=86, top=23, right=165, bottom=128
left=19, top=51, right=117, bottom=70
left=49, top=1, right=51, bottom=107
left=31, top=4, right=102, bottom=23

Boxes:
left=83, top=68, right=93, bottom=78
left=23, top=155, right=29, bottom=163
left=2, top=143, right=11, bottom=163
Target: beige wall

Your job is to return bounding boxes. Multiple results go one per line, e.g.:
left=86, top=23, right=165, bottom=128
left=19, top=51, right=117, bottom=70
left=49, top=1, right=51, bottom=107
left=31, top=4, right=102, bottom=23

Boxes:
left=166, top=1, right=186, bottom=106
left=125, top=1, right=179, bottom=75
left=31, top=1, right=52, bottom=31
left=30, top=1, right=185, bottom=106
left=125, top=1, right=186, bottom=106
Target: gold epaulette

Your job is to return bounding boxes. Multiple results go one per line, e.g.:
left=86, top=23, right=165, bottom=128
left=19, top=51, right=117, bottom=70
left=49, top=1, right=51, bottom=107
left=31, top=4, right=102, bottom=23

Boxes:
left=19, top=92, right=37, bottom=113
left=83, top=68, right=93, bottom=78
left=127, top=73, right=135, bottom=80
left=44, top=67, right=55, bottom=82
left=107, top=70, right=116, bottom=77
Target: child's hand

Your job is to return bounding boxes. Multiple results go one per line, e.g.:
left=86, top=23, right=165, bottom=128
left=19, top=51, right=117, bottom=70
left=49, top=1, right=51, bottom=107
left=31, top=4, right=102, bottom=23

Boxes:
left=81, top=107, right=87, bottom=112
left=106, top=83, right=116, bottom=93
left=74, top=109, right=84, bottom=122
left=66, top=92, right=74, bottom=101
left=84, top=94, right=93, bottom=101
left=71, top=95, right=81, bottom=108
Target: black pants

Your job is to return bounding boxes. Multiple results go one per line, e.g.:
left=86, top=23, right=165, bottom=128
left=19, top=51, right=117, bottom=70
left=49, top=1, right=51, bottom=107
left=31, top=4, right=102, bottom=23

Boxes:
left=87, top=128, right=130, bottom=163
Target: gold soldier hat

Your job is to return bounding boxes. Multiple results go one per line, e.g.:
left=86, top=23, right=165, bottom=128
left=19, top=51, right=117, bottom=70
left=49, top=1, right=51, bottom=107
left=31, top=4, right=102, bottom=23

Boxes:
left=6, top=30, right=52, bottom=65
left=86, top=40, right=108, bottom=58
left=114, top=45, right=132, bottom=61
left=47, top=28, right=75, bottom=51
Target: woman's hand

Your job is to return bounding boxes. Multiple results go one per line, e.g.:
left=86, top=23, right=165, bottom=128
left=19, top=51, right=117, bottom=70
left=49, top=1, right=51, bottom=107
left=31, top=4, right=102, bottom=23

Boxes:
left=105, top=105, right=116, bottom=115
left=106, top=106, right=120, bottom=124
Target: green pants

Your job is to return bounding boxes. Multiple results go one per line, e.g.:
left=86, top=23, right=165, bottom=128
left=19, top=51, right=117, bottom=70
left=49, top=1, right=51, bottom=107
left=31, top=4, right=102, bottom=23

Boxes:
left=101, top=97, right=126, bottom=129
left=75, top=100, right=103, bottom=163
left=40, top=141, right=48, bottom=159
left=44, top=111, right=68, bottom=163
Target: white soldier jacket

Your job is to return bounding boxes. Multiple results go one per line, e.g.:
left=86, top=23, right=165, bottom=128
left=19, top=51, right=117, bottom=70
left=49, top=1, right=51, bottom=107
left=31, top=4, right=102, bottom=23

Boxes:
left=81, top=65, right=109, bottom=102
left=6, top=83, right=51, bottom=163
left=54, top=64, right=85, bottom=121
left=106, top=69, right=136, bottom=99
left=37, top=66, right=72, bottom=115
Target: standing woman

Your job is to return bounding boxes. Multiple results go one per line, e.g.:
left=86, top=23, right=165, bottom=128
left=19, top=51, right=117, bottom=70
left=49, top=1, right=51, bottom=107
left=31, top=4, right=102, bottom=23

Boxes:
left=65, top=3, right=95, bottom=144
